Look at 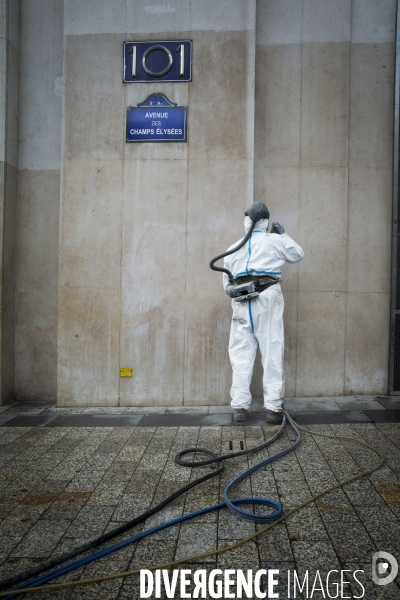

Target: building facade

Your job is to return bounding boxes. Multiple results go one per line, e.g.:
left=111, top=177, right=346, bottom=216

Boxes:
left=0, top=0, right=397, bottom=406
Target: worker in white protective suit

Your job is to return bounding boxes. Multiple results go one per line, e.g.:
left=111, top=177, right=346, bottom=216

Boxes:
left=222, top=202, right=304, bottom=424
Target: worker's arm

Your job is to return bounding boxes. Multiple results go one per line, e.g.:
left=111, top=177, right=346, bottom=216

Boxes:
left=270, top=223, right=304, bottom=263
left=279, top=233, right=304, bottom=263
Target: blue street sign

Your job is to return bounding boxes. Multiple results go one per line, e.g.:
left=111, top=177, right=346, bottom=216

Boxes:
left=126, top=94, right=187, bottom=143
left=123, top=40, right=192, bottom=83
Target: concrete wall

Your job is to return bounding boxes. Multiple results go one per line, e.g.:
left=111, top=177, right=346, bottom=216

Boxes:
left=12, top=0, right=396, bottom=405
left=57, top=0, right=256, bottom=406
left=15, top=0, right=63, bottom=401
left=253, top=0, right=396, bottom=398
left=0, top=0, right=19, bottom=404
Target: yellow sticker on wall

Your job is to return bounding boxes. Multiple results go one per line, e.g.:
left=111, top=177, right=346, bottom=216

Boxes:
left=120, top=368, right=133, bottom=377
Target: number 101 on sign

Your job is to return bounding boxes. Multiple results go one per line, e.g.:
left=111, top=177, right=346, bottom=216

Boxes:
left=123, top=40, right=192, bottom=83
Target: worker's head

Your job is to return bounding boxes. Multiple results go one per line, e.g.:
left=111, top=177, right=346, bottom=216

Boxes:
left=244, top=201, right=270, bottom=222
left=243, top=202, right=269, bottom=234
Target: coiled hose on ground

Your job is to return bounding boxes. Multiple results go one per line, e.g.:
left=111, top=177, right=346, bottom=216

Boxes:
left=0, top=411, right=384, bottom=598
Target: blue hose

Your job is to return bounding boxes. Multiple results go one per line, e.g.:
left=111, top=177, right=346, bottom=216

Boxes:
left=224, top=412, right=301, bottom=522
left=4, top=413, right=301, bottom=598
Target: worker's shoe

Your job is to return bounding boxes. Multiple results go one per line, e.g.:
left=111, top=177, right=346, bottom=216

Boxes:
left=233, top=408, right=247, bottom=423
left=265, top=409, right=283, bottom=425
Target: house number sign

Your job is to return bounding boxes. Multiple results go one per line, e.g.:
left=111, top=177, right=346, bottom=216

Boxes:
left=123, top=40, right=192, bottom=83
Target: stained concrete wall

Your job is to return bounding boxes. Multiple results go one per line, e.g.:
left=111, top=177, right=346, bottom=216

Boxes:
left=254, top=0, right=396, bottom=397
left=0, top=0, right=19, bottom=404
left=57, top=0, right=256, bottom=406
left=15, top=0, right=63, bottom=401
left=12, top=0, right=397, bottom=405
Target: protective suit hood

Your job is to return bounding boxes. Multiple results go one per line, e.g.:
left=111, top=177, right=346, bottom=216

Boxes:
left=244, top=216, right=269, bottom=233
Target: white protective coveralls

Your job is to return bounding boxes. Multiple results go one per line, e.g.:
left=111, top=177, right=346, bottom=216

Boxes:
left=223, top=217, right=304, bottom=412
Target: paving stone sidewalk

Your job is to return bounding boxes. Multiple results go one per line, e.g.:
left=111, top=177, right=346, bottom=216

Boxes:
left=0, top=399, right=399, bottom=598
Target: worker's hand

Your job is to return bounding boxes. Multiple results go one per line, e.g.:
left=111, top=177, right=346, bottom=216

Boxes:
left=271, top=222, right=285, bottom=235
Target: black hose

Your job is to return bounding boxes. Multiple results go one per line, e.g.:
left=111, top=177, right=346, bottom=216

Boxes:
left=0, top=451, right=223, bottom=592
left=0, top=423, right=284, bottom=592
left=2, top=419, right=291, bottom=597
left=0, top=423, right=285, bottom=590
left=209, top=219, right=256, bottom=284
left=176, top=417, right=285, bottom=466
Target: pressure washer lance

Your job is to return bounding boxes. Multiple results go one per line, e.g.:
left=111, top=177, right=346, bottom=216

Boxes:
left=209, top=201, right=280, bottom=301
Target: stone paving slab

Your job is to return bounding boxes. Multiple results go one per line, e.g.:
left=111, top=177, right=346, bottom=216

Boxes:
left=2, top=415, right=59, bottom=427
left=292, top=410, right=374, bottom=425
left=51, top=415, right=144, bottom=428
left=364, top=409, right=400, bottom=423
left=334, top=396, right=386, bottom=411
left=284, top=397, right=343, bottom=411
left=138, top=413, right=233, bottom=427
left=165, top=407, right=210, bottom=414
left=375, top=396, right=400, bottom=409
